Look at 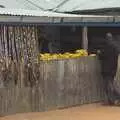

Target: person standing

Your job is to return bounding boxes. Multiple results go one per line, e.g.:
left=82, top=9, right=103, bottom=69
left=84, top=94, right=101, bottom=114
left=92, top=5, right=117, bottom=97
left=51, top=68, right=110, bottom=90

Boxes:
left=39, top=26, right=60, bottom=53
left=44, top=26, right=60, bottom=53
left=101, top=32, right=120, bottom=105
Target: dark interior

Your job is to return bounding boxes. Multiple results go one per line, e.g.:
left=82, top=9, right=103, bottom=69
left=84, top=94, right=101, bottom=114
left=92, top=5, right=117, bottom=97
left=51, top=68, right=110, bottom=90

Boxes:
left=38, top=25, right=82, bottom=53
left=60, top=26, right=82, bottom=52
left=38, top=26, right=120, bottom=53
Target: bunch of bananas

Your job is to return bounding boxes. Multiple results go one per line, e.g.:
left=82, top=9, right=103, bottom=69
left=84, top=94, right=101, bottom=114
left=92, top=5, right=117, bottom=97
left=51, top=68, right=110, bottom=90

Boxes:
left=39, top=49, right=96, bottom=61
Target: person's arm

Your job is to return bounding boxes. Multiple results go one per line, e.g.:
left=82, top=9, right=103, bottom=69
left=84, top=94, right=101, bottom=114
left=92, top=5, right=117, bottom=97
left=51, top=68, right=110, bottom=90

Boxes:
left=106, top=40, right=120, bottom=54
left=48, top=42, right=53, bottom=53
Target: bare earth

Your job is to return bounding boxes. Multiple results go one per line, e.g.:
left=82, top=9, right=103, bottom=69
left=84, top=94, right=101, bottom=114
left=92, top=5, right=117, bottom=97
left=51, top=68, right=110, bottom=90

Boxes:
left=1, top=104, right=120, bottom=120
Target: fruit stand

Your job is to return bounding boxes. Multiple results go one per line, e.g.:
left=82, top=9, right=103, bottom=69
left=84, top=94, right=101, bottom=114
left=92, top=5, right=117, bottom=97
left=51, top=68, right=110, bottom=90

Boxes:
left=39, top=49, right=95, bottom=61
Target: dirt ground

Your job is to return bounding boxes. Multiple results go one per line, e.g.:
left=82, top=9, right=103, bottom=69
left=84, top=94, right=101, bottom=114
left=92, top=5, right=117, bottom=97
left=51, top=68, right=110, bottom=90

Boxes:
left=1, top=104, right=120, bottom=120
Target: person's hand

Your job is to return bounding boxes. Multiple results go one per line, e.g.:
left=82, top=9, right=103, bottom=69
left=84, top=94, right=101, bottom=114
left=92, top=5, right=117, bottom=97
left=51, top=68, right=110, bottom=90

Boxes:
left=97, top=50, right=101, bottom=54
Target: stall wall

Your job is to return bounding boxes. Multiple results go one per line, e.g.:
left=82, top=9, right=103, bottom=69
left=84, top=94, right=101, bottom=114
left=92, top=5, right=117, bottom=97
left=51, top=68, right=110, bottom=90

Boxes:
left=0, top=57, right=105, bottom=116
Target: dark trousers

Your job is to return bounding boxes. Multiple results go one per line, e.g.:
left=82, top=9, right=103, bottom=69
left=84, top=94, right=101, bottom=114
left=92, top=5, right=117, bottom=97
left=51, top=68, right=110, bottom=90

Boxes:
left=104, top=76, right=114, bottom=103
left=104, top=76, right=120, bottom=103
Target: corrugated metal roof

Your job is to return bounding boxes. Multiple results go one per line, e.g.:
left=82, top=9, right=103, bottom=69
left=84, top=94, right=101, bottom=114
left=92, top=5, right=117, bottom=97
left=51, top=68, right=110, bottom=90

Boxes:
left=1, top=0, right=120, bottom=15
left=54, top=0, right=120, bottom=12
left=0, top=0, right=58, bottom=10
left=0, top=0, right=119, bottom=24
left=18, top=0, right=120, bottom=12
left=0, top=0, right=79, bottom=17
left=16, top=0, right=59, bottom=10
left=0, top=0, right=81, bottom=17
left=0, top=8, right=115, bottom=24
left=1, top=0, right=120, bottom=13
left=0, top=0, right=27, bottom=9
left=0, top=8, right=82, bottom=17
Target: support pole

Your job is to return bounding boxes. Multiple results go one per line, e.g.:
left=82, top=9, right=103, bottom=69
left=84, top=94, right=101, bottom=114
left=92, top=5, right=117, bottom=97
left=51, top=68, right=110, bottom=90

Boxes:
left=82, top=26, right=88, bottom=50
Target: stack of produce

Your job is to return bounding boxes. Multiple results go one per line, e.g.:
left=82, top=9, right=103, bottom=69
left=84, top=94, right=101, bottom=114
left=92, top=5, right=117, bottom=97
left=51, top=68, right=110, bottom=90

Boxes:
left=39, top=49, right=96, bottom=61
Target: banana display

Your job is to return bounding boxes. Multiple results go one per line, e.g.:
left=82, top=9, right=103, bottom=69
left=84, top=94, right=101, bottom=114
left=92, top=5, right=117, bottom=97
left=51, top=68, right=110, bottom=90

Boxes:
left=39, top=49, right=96, bottom=61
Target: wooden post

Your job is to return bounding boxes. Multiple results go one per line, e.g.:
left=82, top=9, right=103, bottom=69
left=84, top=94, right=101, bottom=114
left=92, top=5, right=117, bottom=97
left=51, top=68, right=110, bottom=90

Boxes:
left=82, top=26, right=88, bottom=50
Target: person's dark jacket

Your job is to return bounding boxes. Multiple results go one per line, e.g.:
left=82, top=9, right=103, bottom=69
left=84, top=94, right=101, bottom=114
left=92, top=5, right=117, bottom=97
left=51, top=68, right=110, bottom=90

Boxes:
left=101, top=38, right=120, bottom=78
